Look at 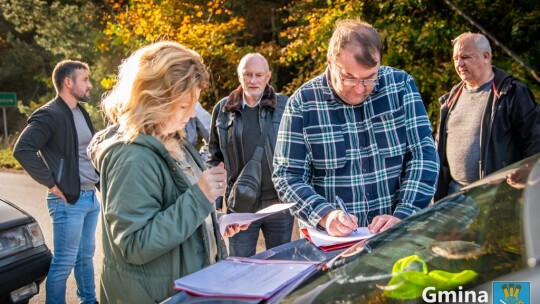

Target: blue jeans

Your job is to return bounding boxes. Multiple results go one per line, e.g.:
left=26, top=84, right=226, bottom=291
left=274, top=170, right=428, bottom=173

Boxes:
left=228, top=204, right=294, bottom=257
left=46, top=190, right=100, bottom=304
left=448, top=179, right=465, bottom=195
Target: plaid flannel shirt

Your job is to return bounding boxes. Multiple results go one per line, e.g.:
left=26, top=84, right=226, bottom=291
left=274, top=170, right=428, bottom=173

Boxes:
left=272, top=66, right=439, bottom=228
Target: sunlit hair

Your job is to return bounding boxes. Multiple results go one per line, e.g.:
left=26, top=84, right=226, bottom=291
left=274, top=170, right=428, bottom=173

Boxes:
left=101, top=41, right=209, bottom=159
left=452, top=32, right=492, bottom=62
left=237, top=53, right=270, bottom=77
left=52, top=60, right=90, bottom=94
left=327, top=19, right=382, bottom=68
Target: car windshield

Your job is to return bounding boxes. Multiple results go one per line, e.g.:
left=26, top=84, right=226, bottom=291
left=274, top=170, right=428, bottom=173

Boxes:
left=282, top=161, right=529, bottom=303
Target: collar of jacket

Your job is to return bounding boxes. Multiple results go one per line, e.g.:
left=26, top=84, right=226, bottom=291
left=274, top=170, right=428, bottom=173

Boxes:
left=441, top=66, right=514, bottom=109
left=491, top=66, right=514, bottom=97
left=53, top=95, right=76, bottom=112
left=222, top=84, right=277, bottom=112
left=51, top=96, right=95, bottom=134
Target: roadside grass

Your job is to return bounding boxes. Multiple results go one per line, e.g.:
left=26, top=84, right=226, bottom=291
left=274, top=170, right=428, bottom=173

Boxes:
left=0, top=148, right=22, bottom=170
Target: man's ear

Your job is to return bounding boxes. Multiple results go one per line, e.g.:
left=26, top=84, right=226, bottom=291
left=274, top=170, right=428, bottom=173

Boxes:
left=483, top=51, right=491, bottom=63
left=64, top=77, right=73, bottom=89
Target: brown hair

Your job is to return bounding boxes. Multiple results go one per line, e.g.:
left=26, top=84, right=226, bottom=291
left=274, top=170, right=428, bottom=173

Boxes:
left=327, top=19, right=382, bottom=67
left=52, top=60, right=90, bottom=93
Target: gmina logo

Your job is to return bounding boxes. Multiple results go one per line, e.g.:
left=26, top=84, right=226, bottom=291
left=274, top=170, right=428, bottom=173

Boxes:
left=493, top=281, right=530, bottom=304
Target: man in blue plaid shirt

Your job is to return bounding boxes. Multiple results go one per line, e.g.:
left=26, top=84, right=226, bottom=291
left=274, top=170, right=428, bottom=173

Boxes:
left=273, top=19, right=439, bottom=237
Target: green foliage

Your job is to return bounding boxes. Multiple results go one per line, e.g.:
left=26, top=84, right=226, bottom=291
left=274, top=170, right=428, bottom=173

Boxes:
left=1, top=0, right=539, bottom=148
left=81, top=102, right=105, bottom=131
left=0, top=0, right=110, bottom=137
left=0, top=148, right=22, bottom=170
left=100, top=0, right=256, bottom=105
left=277, top=0, right=354, bottom=94
left=2, top=0, right=97, bottom=59
left=276, top=0, right=539, bottom=126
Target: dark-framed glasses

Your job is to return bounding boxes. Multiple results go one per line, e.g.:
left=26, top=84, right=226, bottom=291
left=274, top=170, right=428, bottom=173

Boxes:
left=333, top=62, right=379, bottom=87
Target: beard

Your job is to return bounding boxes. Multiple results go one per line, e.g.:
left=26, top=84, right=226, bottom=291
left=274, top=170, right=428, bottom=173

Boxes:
left=244, top=88, right=263, bottom=102
left=72, top=88, right=90, bottom=102
left=78, top=95, right=90, bottom=103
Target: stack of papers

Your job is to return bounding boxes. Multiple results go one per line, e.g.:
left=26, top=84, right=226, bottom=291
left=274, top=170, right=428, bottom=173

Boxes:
left=301, top=227, right=374, bottom=251
left=217, top=203, right=294, bottom=236
left=173, top=257, right=320, bottom=300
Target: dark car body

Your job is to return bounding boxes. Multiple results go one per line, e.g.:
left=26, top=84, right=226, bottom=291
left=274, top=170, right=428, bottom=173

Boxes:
left=163, top=154, right=540, bottom=304
left=0, top=198, right=52, bottom=303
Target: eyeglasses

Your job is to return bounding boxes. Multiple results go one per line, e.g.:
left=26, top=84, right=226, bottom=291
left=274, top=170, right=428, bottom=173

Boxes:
left=332, top=62, right=378, bottom=87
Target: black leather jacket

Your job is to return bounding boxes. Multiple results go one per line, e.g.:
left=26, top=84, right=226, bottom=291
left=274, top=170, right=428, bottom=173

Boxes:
left=207, top=85, right=287, bottom=209
left=13, top=97, right=97, bottom=204
left=434, top=67, right=540, bottom=200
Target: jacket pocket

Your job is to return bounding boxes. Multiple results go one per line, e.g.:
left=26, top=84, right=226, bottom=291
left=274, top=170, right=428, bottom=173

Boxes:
left=304, top=125, right=346, bottom=170
left=216, top=113, right=235, bottom=149
left=216, top=112, right=234, bottom=130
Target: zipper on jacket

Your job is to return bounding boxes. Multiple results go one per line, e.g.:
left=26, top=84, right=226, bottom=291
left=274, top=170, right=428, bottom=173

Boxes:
left=480, top=81, right=509, bottom=178
left=57, top=158, right=65, bottom=183
left=478, top=160, right=484, bottom=179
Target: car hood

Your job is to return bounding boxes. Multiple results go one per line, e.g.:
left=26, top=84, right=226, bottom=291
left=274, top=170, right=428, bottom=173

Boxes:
left=0, top=198, right=31, bottom=230
left=278, top=154, right=540, bottom=303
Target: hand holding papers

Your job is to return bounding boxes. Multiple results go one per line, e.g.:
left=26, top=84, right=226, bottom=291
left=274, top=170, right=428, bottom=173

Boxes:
left=301, top=226, right=374, bottom=251
left=217, top=203, right=294, bottom=236
left=173, top=257, right=320, bottom=300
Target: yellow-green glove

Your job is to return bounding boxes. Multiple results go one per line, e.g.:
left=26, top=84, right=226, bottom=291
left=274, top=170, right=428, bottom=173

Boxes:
left=383, top=254, right=477, bottom=300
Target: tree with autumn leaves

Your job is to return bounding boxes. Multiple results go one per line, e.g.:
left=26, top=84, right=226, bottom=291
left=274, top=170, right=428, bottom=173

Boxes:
left=99, top=0, right=539, bottom=124
left=98, top=0, right=296, bottom=112
left=1, top=0, right=539, bottom=135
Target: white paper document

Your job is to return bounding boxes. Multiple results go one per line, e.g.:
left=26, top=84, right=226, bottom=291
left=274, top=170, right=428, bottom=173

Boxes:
left=217, top=203, right=294, bottom=236
left=173, top=257, right=320, bottom=299
left=305, top=226, right=374, bottom=248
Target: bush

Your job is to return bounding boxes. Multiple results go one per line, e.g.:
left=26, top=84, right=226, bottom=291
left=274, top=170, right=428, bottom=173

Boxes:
left=0, top=148, right=23, bottom=170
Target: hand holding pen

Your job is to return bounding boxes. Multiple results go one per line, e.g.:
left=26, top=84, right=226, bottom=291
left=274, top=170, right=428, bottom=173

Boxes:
left=336, top=196, right=359, bottom=233
left=317, top=196, right=359, bottom=237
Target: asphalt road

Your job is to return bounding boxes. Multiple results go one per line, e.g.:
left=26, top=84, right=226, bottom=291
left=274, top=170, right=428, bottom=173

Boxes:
left=0, top=170, right=102, bottom=304
left=0, top=170, right=299, bottom=303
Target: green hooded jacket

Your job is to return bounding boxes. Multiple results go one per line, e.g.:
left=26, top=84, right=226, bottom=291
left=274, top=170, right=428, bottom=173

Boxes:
left=88, top=125, right=228, bottom=303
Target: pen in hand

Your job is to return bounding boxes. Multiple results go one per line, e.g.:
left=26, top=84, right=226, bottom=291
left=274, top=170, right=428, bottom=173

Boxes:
left=335, top=196, right=357, bottom=232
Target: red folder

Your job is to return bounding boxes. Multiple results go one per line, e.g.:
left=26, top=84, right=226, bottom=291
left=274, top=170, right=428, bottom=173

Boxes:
left=301, top=228, right=360, bottom=251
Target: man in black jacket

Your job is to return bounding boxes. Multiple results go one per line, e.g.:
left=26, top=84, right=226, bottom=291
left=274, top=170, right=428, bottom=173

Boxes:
left=13, top=60, right=100, bottom=304
left=207, top=53, right=294, bottom=257
left=435, top=32, right=540, bottom=200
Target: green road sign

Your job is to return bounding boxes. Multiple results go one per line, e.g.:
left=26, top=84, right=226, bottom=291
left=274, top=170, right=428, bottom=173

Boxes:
left=0, top=92, right=17, bottom=107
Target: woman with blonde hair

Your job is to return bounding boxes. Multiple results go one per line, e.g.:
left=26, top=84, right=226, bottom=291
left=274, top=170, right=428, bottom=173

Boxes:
left=88, top=41, right=247, bottom=303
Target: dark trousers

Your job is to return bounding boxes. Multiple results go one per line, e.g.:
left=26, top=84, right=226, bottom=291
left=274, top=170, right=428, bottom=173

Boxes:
left=228, top=200, right=294, bottom=257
